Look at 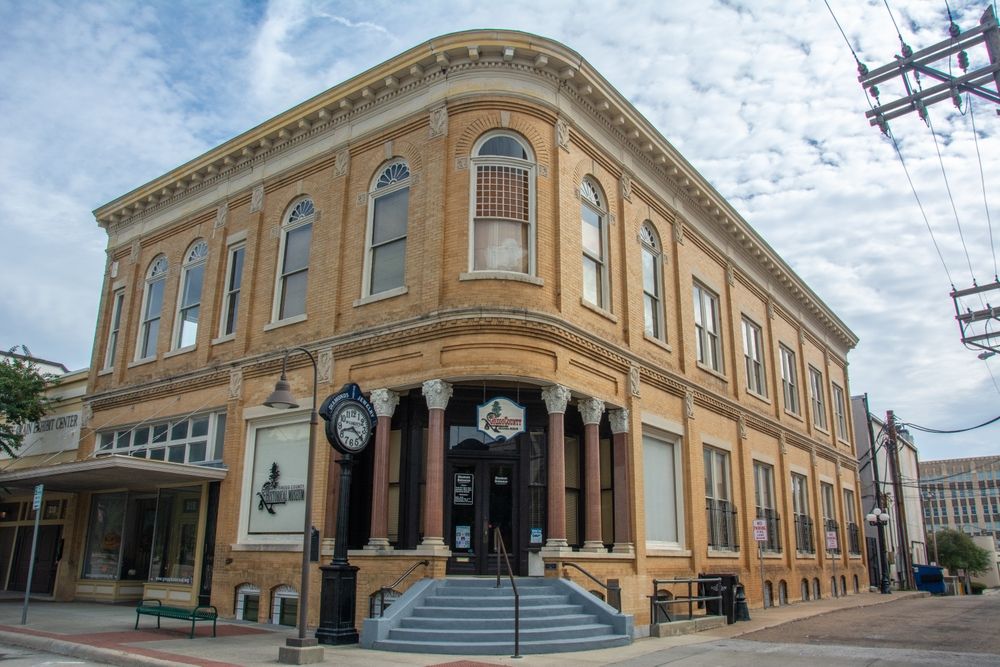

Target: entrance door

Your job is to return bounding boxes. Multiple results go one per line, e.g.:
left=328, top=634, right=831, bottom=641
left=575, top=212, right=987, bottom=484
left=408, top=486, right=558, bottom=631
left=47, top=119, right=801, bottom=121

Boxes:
left=9, top=525, right=62, bottom=594
left=447, top=459, right=518, bottom=575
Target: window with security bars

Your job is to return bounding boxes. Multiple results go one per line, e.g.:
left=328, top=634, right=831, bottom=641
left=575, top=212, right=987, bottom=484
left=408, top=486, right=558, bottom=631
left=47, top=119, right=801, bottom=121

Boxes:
left=471, top=133, right=534, bottom=273
left=704, top=447, right=737, bottom=550
left=754, top=461, right=781, bottom=552
left=792, top=473, right=814, bottom=554
left=822, top=482, right=840, bottom=554
left=844, top=488, right=861, bottom=554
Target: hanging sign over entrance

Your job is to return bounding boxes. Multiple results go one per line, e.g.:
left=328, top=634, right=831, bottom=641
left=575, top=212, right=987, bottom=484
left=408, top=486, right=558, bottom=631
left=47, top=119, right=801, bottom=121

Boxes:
left=476, top=397, right=526, bottom=442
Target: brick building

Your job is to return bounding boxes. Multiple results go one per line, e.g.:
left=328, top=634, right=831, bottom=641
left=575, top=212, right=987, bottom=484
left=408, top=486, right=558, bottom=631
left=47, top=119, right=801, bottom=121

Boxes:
left=0, top=30, right=866, bottom=631
left=921, top=455, right=1000, bottom=550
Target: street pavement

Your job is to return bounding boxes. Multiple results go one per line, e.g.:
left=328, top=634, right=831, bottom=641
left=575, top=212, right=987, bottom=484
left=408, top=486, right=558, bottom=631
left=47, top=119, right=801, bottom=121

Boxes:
left=0, top=588, right=978, bottom=667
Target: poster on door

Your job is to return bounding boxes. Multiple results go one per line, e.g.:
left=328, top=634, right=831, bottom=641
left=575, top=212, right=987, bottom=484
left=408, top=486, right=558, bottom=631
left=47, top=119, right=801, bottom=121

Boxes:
left=454, top=473, right=474, bottom=505
left=455, top=525, right=471, bottom=549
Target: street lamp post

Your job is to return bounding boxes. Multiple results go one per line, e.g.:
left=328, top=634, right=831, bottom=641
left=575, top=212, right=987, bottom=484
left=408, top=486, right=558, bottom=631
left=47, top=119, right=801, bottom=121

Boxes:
left=866, top=508, right=892, bottom=594
left=264, top=348, right=323, bottom=664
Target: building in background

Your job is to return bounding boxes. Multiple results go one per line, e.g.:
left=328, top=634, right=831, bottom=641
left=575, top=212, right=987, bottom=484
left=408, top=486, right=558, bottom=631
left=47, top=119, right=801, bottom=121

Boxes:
left=920, top=455, right=1000, bottom=554
left=0, top=353, right=86, bottom=598
left=851, top=397, right=925, bottom=589
left=0, top=30, right=866, bottom=634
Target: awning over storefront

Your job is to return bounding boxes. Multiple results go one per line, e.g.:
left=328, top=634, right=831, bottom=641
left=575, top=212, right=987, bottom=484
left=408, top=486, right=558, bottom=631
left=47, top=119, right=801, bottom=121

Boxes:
left=0, top=455, right=227, bottom=493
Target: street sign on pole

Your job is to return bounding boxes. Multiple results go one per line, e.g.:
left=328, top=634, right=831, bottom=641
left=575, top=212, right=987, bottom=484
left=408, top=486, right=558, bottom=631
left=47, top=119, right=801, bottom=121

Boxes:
left=22, top=484, right=43, bottom=625
left=753, top=518, right=768, bottom=542
left=826, top=530, right=839, bottom=552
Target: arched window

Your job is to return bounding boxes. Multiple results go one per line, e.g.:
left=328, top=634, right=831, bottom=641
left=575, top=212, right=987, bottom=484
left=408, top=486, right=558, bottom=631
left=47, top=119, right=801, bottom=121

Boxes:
left=580, top=178, right=609, bottom=308
left=470, top=132, right=535, bottom=274
left=273, top=198, right=314, bottom=321
left=764, top=580, right=774, bottom=608
left=365, top=160, right=410, bottom=297
left=640, top=222, right=664, bottom=339
left=174, top=240, right=208, bottom=349
left=779, top=580, right=788, bottom=605
left=137, top=255, right=168, bottom=360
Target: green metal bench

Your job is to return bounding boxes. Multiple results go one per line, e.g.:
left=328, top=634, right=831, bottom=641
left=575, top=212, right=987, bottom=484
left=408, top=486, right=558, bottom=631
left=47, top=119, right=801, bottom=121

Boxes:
left=134, top=598, right=218, bottom=638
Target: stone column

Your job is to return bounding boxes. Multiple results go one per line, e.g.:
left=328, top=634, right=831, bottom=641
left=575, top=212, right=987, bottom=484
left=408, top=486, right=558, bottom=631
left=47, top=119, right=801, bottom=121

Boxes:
left=541, top=385, right=571, bottom=549
left=579, top=397, right=606, bottom=552
left=609, top=408, right=634, bottom=554
left=421, top=379, right=452, bottom=549
left=366, top=388, right=399, bottom=551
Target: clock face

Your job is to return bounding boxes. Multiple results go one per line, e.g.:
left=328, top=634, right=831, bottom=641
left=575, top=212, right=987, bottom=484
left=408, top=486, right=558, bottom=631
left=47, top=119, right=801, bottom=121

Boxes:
left=333, top=402, right=372, bottom=452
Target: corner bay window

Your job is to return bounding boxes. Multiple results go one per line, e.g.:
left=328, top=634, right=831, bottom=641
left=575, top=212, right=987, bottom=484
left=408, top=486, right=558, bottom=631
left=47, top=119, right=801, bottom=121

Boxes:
left=470, top=132, right=534, bottom=274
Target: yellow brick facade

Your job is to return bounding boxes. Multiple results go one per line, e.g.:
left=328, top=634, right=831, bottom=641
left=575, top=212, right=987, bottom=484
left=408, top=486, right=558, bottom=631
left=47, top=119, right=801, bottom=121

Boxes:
left=59, top=30, right=869, bottom=633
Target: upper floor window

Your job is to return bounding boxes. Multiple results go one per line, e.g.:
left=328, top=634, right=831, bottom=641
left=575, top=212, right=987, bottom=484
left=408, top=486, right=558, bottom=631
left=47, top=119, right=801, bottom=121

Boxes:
left=137, top=256, right=168, bottom=360
left=219, top=243, right=245, bottom=338
left=173, top=240, right=208, bottom=350
left=102, top=288, right=125, bottom=370
left=640, top=223, right=665, bottom=340
left=832, top=383, right=848, bottom=440
left=780, top=344, right=800, bottom=414
left=470, top=132, right=535, bottom=274
left=274, top=198, right=314, bottom=321
left=96, top=411, right=226, bottom=465
left=365, top=160, right=410, bottom=296
left=580, top=179, right=609, bottom=308
left=809, top=366, right=827, bottom=430
left=742, top=316, right=766, bottom=397
left=693, top=282, right=722, bottom=372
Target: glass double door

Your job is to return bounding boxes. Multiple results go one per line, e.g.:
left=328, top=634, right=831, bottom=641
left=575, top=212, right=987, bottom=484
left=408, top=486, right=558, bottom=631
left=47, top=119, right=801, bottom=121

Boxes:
left=446, top=458, right=518, bottom=575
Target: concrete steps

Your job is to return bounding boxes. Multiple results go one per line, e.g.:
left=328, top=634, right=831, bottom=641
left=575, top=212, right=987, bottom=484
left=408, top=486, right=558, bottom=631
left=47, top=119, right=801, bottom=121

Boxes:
left=362, top=576, right=633, bottom=655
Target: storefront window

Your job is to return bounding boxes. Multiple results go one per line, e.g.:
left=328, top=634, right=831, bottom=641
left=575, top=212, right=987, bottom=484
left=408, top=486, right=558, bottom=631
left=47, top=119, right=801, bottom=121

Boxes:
left=149, top=486, right=200, bottom=584
left=82, top=492, right=127, bottom=580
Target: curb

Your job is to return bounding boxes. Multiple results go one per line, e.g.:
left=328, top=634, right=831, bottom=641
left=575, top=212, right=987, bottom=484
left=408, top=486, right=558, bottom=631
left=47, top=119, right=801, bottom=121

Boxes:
left=0, top=628, right=183, bottom=667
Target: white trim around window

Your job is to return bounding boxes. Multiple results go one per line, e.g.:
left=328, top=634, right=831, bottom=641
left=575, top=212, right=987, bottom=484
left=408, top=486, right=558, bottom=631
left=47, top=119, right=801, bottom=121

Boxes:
left=580, top=178, right=610, bottom=310
left=172, top=239, right=208, bottom=351
left=693, top=282, right=723, bottom=373
left=217, top=240, right=246, bottom=341
left=271, top=197, right=314, bottom=324
left=468, top=131, right=536, bottom=277
left=808, top=365, right=828, bottom=430
left=832, top=383, right=848, bottom=440
left=135, top=255, right=168, bottom=362
left=779, top=344, right=800, bottom=415
left=102, top=288, right=125, bottom=371
left=642, top=429, right=685, bottom=551
left=741, top=316, right=766, bottom=398
left=363, top=159, right=410, bottom=298
left=640, top=222, right=666, bottom=342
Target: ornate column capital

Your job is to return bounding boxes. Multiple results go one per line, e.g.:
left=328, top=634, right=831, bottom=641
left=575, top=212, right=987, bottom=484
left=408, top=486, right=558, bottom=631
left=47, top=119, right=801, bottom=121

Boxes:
left=608, top=408, right=630, bottom=434
left=370, top=388, right=400, bottom=418
left=422, top=379, right=453, bottom=411
left=578, top=397, right=605, bottom=425
left=541, top=384, right=572, bottom=414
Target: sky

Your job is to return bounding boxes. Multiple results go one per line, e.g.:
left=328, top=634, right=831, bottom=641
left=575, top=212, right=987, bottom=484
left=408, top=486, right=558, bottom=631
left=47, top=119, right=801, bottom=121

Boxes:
left=1, top=0, right=999, bottom=462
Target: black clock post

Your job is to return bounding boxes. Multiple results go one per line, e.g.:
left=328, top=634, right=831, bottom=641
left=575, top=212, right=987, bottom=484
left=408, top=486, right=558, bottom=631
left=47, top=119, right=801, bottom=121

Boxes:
left=316, top=384, right=376, bottom=645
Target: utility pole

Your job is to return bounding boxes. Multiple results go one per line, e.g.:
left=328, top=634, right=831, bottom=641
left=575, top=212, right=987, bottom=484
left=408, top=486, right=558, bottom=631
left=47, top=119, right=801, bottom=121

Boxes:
left=863, top=394, right=890, bottom=592
left=886, top=411, right=915, bottom=589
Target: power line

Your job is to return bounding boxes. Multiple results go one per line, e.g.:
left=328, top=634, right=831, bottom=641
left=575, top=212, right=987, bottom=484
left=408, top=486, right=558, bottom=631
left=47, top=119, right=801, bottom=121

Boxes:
left=926, top=111, right=978, bottom=283
left=967, top=95, right=998, bottom=280
left=903, top=413, right=1000, bottom=433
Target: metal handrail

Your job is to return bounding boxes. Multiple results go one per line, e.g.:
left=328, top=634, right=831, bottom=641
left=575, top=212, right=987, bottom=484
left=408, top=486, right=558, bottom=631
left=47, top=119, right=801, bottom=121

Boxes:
left=493, top=527, right=521, bottom=659
left=560, top=561, right=623, bottom=612
left=649, top=576, right=723, bottom=623
left=371, top=559, right=429, bottom=617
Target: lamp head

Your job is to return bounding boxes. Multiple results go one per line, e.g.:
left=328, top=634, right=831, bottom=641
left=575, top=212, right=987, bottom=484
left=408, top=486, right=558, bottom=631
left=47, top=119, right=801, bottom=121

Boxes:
left=264, top=374, right=299, bottom=409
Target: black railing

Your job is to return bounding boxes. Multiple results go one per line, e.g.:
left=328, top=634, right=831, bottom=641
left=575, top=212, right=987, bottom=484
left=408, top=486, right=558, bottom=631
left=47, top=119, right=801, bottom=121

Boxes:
left=706, top=498, right=739, bottom=551
left=755, top=507, right=782, bottom=552
left=847, top=522, right=861, bottom=555
left=561, top=561, right=622, bottom=612
left=368, top=559, right=429, bottom=618
left=824, top=518, right=841, bottom=554
left=794, top=513, right=815, bottom=554
left=649, top=576, right=723, bottom=623
left=493, top=526, right=520, bottom=659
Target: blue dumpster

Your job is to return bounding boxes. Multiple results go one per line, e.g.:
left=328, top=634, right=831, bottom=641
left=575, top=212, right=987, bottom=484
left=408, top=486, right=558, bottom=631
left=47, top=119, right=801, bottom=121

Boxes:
left=913, top=564, right=945, bottom=594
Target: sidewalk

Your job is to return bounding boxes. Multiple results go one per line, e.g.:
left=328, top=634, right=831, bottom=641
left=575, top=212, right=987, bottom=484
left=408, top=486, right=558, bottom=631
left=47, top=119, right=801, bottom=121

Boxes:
left=0, top=590, right=927, bottom=667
